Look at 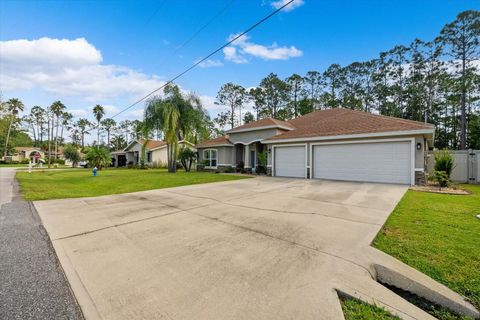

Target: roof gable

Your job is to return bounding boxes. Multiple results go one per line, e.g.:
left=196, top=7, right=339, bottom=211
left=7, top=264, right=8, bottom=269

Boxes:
left=227, top=118, right=294, bottom=133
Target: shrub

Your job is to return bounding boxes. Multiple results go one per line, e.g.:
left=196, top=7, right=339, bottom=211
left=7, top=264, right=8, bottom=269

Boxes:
left=127, top=161, right=134, bottom=169
left=179, top=147, right=197, bottom=172
left=85, top=147, right=111, bottom=170
left=428, top=170, right=451, bottom=189
left=224, top=166, right=235, bottom=173
left=433, top=150, right=455, bottom=178
left=55, top=159, right=65, bottom=165
left=21, top=159, right=30, bottom=164
left=63, top=144, right=81, bottom=167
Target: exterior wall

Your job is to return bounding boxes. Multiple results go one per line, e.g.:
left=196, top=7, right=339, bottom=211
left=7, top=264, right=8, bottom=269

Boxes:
left=197, top=146, right=234, bottom=166
left=151, top=147, right=167, bottom=164
left=229, top=128, right=286, bottom=145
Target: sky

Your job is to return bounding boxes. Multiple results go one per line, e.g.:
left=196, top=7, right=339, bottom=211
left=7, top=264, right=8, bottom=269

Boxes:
left=1, top=0, right=479, bottom=127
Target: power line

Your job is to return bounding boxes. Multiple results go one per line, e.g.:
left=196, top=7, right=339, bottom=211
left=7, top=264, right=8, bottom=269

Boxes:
left=174, top=0, right=235, bottom=53
left=87, top=0, right=294, bottom=136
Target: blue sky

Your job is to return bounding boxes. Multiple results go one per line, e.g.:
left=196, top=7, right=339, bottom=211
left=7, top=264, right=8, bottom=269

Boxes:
left=1, top=0, right=479, bottom=123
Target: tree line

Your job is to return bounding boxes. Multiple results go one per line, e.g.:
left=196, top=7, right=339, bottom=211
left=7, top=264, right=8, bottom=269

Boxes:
left=214, top=10, right=480, bottom=150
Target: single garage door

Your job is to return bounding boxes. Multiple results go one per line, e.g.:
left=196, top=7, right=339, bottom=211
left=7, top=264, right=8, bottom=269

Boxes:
left=274, top=146, right=306, bottom=178
left=312, top=141, right=412, bottom=184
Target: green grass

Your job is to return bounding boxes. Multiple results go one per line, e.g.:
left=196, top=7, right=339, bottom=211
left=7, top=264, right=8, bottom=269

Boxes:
left=0, top=163, right=29, bottom=167
left=17, top=168, right=250, bottom=200
left=372, top=184, right=480, bottom=319
left=340, top=297, right=399, bottom=320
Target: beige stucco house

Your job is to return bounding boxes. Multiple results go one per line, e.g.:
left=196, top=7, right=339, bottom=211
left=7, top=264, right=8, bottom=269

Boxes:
left=196, top=109, right=435, bottom=185
left=112, top=139, right=195, bottom=167
left=7, top=147, right=45, bottom=163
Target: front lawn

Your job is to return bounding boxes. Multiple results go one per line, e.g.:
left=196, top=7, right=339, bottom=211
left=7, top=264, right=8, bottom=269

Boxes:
left=340, top=297, right=399, bottom=320
left=17, top=169, right=250, bottom=200
left=373, top=184, right=480, bottom=318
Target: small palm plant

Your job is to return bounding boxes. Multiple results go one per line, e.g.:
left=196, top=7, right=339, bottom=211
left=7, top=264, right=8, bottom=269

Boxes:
left=429, top=149, right=455, bottom=190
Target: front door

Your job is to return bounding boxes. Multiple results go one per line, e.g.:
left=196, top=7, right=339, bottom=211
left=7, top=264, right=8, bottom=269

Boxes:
left=250, top=150, right=255, bottom=168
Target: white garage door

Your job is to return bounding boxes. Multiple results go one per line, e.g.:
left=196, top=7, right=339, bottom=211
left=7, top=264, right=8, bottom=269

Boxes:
left=312, top=141, right=412, bottom=184
left=274, top=146, right=306, bottom=178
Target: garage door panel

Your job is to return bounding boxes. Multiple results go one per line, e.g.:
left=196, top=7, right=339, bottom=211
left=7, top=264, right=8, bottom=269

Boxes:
left=313, top=141, right=411, bottom=184
left=274, top=146, right=305, bottom=178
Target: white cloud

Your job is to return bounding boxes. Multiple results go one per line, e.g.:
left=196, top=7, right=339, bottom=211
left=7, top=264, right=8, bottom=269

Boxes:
left=70, top=109, right=88, bottom=117
left=0, top=37, right=165, bottom=102
left=223, top=46, right=249, bottom=64
left=103, top=104, right=119, bottom=114
left=271, top=0, right=304, bottom=12
left=223, top=34, right=302, bottom=64
left=128, top=109, right=144, bottom=118
left=196, top=58, right=224, bottom=68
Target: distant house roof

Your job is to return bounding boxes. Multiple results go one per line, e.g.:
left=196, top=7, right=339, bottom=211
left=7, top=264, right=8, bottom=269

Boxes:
left=125, top=139, right=167, bottom=151
left=227, top=118, right=295, bottom=133
left=264, top=109, right=434, bottom=142
left=195, top=135, right=233, bottom=148
left=14, top=147, right=42, bottom=152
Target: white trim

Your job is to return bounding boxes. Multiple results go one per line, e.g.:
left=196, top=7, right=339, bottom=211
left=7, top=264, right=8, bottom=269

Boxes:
left=262, top=129, right=435, bottom=144
left=229, top=138, right=264, bottom=145
left=272, top=143, right=308, bottom=178
left=197, top=144, right=233, bottom=148
left=309, top=138, right=415, bottom=185
left=228, top=124, right=294, bottom=134
left=149, top=145, right=167, bottom=151
left=414, top=168, right=424, bottom=172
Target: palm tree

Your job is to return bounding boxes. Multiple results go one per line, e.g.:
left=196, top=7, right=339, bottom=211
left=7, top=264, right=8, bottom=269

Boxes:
left=60, top=112, right=73, bottom=147
left=101, top=118, right=116, bottom=145
left=3, top=98, right=24, bottom=157
left=144, top=84, right=208, bottom=172
left=49, top=101, right=66, bottom=159
left=92, top=104, right=105, bottom=145
left=30, top=106, right=46, bottom=146
left=76, top=118, right=92, bottom=149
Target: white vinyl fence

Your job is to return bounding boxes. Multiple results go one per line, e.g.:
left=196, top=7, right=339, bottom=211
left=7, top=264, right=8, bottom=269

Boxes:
left=427, top=150, right=479, bottom=184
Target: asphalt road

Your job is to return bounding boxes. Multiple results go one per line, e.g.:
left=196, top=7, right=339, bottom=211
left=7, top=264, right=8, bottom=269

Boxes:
left=0, top=168, right=83, bottom=319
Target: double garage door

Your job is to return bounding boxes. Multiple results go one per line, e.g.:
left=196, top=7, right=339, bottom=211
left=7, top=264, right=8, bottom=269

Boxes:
left=274, top=141, right=412, bottom=184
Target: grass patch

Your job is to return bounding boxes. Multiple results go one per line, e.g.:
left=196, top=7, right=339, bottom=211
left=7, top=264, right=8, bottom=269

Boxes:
left=373, top=184, right=480, bottom=319
left=0, top=163, right=29, bottom=167
left=340, top=297, right=399, bottom=320
left=17, top=168, right=250, bottom=200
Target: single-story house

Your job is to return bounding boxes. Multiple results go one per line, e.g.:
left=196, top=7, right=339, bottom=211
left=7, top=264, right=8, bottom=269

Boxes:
left=196, top=108, right=435, bottom=185
left=6, top=147, right=45, bottom=163
left=112, top=139, right=195, bottom=167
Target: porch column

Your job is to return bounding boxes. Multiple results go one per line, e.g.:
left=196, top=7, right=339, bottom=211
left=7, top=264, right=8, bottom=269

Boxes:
left=244, top=144, right=250, bottom=168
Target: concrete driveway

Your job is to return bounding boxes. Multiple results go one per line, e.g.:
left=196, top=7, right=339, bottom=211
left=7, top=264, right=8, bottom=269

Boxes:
left=34, top=177, right=478, bottom=320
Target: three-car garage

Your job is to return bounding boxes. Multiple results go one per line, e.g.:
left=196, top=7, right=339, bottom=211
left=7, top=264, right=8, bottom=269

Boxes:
left=272, top=139, right=414, bottom=185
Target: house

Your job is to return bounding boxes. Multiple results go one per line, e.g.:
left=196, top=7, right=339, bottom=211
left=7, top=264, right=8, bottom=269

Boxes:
left=112, top=139, right=195, bottom=167
left=6, top=147, right=45, bottom=163
left=196, top=108, right=435, bottom=185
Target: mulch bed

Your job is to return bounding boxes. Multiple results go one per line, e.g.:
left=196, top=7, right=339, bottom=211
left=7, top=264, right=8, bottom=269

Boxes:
left=410, top=184, right=471, bottom=195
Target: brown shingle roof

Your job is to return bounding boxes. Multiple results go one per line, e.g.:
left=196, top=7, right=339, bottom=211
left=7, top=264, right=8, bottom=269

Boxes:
left=265, top=108, right=434, bottom=141
left=137, top=139, right=167, bottom=150
left=227, top=118, right=295, bottom=133
left=196, top=135, right=233, bottom=148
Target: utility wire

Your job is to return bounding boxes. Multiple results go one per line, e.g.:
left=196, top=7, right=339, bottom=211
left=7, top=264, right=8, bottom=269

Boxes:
left=174, top=0, right=235, bottom=53
left=87, top=0, right=294, bottom=135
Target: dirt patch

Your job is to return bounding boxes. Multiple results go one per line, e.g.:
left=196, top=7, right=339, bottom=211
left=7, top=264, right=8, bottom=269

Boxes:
left=410, top=185, right=471, bottom=195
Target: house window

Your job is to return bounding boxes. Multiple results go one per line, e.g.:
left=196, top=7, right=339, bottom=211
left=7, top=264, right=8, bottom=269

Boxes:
left=147, top=152, right=152, bottom=162
left=203, top=149, right=217, bottom=168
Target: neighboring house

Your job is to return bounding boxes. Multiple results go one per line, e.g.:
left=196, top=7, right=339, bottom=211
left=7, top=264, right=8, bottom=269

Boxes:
left=6, top=147, right=45, bottom=163
left=112, top=139, right=195, bottom=167
left=196, top=108, right=435, bottom=185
